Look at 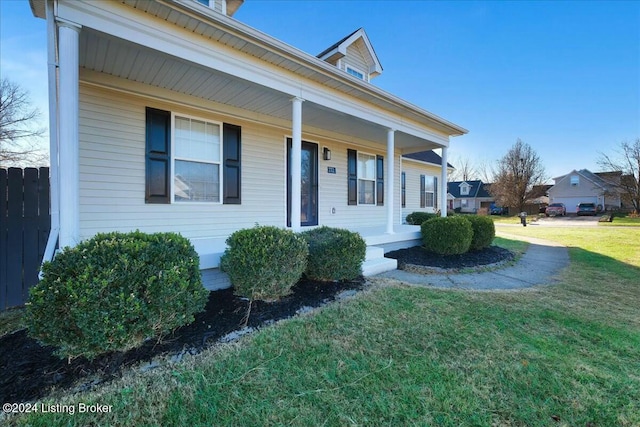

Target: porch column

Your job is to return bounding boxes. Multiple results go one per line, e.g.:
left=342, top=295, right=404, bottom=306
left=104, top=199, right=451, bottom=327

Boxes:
left=386, top=129, right=395, bottom=234
left=290, top=97, right=304, bottom=232
left=440, top=146, right=448, bottom=217
left=58, top=20, right=81, bottom=248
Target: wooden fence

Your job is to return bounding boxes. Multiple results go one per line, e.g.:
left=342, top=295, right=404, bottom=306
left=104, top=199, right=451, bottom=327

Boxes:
left=0, top=167, right=50, bottom=311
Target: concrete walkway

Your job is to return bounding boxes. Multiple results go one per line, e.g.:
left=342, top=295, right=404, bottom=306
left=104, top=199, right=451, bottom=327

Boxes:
left=375, top=233, right=569, bottom=291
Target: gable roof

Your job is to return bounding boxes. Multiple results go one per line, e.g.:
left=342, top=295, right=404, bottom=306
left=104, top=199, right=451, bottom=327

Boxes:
left=402, top=150, right=454, bottom=168
left=447, top=180, right=492, bottom=199
left=553, top=169, right=609, bottom=190
left=317, top=28, right=383, bottom=78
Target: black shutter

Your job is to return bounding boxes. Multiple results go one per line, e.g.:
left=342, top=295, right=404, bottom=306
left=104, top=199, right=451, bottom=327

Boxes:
left=434, top=176, right=438, bottom=210
left=376, top=155, right=384, bottom=206
left=223, top=123, right=241, bottom=204
left=145, top=107, right=171, bottom=204
left=420, top=175, right=426, bottom=208
left=401, top=172, right=406, bottom=208
left=347, top=149, right=357, bottom=205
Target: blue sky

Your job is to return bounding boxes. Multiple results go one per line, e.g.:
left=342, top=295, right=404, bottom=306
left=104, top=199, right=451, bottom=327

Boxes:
left=1, top=0, right=639, bottom=180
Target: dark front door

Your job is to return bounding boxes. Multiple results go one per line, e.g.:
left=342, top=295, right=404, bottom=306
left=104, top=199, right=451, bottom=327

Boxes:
left=287, top=139, right=318, bottom=227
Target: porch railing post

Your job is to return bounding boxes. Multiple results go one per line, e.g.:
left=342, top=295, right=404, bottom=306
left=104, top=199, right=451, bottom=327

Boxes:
left=290, top=97, right=304, bottom=232
left=386, top=128, right=395, bottom=234
left=440, top=146, right=448, bottom=217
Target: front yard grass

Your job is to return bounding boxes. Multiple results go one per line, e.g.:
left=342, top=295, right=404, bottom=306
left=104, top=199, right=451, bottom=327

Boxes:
left=600, top=212, right=640, bottom=226
left=10, top=228, right=640, bottom=426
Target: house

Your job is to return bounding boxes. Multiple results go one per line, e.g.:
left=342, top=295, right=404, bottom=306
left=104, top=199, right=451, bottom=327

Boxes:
left=400, top=150, right=454, bottom=221
left=29, top=0, right=467, bottom=288
left=447, top=180, right=493, bottom=213
left=548, top=169, right=621, bottom=213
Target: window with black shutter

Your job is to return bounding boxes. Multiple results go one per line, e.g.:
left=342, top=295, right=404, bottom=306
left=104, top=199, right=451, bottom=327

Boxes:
left=145, top=107, right=171, bottom=204
left=401, top=172, right=406, bottom=208
left=420, top=175, right=426, bottom=208
left=223, top=123, right=241, bottom=204
left=347, top=149, right=357, bottom=205
left=376, top=155, right=384, bottom=206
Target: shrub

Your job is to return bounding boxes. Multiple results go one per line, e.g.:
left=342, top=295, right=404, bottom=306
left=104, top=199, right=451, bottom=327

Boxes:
left=405, top=212, right=438, bottom=225
left=421, top=216, right=473, bottom=255
left=301, top=227, right=366, bottom=281
left=220, top=225, right=308, bottom=302
left=465, top=215, right=496, bottom=250
left=25, top=231, right=207, bottom=360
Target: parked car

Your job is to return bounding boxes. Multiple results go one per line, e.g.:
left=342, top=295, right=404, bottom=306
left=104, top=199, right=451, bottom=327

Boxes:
left=576, top=202, right=597, bottom=216
left=490, top=206, right=509, bottom=215
left=545, top=203, right=566, bottom=217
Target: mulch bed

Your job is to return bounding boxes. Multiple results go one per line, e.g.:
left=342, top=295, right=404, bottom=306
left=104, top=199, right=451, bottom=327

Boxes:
left=0, top=278, right=364, bottom=405
left=386, top=245, right=514, bottom=270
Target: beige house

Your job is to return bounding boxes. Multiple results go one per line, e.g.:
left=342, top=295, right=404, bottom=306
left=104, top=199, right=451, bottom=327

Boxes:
left=30, top=0, right=466, bottom=287
left=548, top=169, right=621, bottom=213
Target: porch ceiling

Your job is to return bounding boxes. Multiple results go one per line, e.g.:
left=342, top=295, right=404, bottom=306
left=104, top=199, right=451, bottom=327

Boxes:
left=79, top=28, right=442, bottom=152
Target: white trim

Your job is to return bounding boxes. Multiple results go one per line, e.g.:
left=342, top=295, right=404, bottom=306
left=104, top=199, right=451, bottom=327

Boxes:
left=386, top=128, right=395, bottom=234
left=440, top=147, right=448, bottom=216
left=290, top=97, right=303, bottom=231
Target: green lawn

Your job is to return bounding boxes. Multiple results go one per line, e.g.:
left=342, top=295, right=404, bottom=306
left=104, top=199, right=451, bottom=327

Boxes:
left=600, top=213, right=640, bottom=227
left=9, top=228, right=640, bottom=427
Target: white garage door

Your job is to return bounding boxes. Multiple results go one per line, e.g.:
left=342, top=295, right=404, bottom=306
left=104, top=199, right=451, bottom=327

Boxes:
left=550, top=197, right=598, bottom=213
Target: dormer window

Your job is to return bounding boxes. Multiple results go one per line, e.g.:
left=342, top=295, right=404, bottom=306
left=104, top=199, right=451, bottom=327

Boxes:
left=460, top=183, right=470, bottom=196
left=346, top=66, right=365, bottom=81
left=570, top=175, right=579, bottom=186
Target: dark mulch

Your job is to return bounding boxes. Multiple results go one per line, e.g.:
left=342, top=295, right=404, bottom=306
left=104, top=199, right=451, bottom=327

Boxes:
left=386, top=245, right=514, bottom=270
left=0, top=278, right=364, bottom=405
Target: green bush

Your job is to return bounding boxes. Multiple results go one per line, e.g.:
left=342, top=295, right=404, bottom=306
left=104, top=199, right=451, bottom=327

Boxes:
left=465, top=215, right=496, bottom=250
left=25, top=231, right=207, bottom=360
left=421, top=216, right=473, bottom=255
left=301, top=227, right=366, bottom=281
left=405, top=212, right=438, bottom=225
left=220, top=225, right=308, bottom=301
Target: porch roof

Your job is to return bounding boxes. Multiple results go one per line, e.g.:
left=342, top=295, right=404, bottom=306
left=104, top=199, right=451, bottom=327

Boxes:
left=32, top=0, right=467, bottom=153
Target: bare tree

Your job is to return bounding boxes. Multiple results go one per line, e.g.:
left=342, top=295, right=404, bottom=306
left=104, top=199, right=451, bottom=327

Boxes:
left=0, top=78, right=46, bottom=166
left=489, top=139, right=547, bottom=212
left=598, top=139, right=640, bottom=212
left=448, top=155, right=478, bottom=182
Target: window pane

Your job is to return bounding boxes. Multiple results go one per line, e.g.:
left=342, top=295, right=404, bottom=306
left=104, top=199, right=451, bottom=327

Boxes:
left=174, top=116, right=219, bottom=162
left=358, top=180, right=375, bottom=205
left=425, top=176, right=434, bottom=192
left=425, top=192, right=435, bottom=208
left=358, top=154, right=375, bottom=180
left=174, top=160, right=219, bottom=202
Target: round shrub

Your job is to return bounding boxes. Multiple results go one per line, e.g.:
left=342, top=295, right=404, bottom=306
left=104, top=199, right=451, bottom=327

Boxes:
left=220, top=225, right=308, bottom=301
left=465, top=215, right=496, bottom=251
left=24, top=231, right=207, bottom=360
left=405, top=212, right=438, bottom=225
left=301, top=226, right=366, bottom=281
left=421, top=216, right=473, bottom=255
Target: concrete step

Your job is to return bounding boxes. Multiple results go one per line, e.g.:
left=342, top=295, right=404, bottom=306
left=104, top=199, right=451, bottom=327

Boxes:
left=362, top=257, right=397, bottom=277
left=365, top=246, right=385, bottom=261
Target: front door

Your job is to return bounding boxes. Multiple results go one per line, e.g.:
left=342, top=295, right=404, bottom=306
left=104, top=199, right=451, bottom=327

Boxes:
left=287, top=139, right=318, bottom=227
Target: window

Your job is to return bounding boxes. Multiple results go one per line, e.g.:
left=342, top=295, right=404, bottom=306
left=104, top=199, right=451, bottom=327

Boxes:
left=461, top=199, right=468, bottom=208
left=358, top=153, right=376, bottom=204
left=401, top=172, right=406, bottom=208
left=346, top=66, right=365, bottom=80
left=347, top=149, right=383, bottom=206
left=145, top=107, right=241, bottom=205
left=173, top=115, right=222, bottom=202
left=460, top=183, right=470, bottom=196
left=570, top=175, right=579, bottom=186
left=420, top=175, right=438, bottom=209
left=195, top=0, right=210, bottom=5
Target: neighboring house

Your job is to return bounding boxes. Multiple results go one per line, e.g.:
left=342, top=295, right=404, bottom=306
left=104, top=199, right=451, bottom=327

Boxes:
left=30, top=0, right=467, bottom=287
left=548, top=169, right=621, bottom=213
left=400, top=151, right=454, bottom=221
left=447, top=180, right=493, bottom=213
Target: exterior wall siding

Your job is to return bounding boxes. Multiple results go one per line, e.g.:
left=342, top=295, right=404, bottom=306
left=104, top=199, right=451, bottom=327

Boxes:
left=401, top=159, right=441, bottom=221
left=342, top=41, right=370, bottom=78
left=78, top=81, right=407, bottom=281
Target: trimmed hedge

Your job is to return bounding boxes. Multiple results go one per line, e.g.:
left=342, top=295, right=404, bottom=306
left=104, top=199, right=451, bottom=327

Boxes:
left=405, top=212, right=438, bottom=225
left=421, top=216, right=473, bottom=255
left=25, top=231, right=207, bottom=360
left=465, top=215, right=496, bottom=250
left=301, top=226, right=366, bottom=281
left=220, top=225, right=308, bottom=301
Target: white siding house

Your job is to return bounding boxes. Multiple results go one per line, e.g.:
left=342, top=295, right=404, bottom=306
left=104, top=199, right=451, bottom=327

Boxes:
left=30, top=0, right=467, bottom=287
